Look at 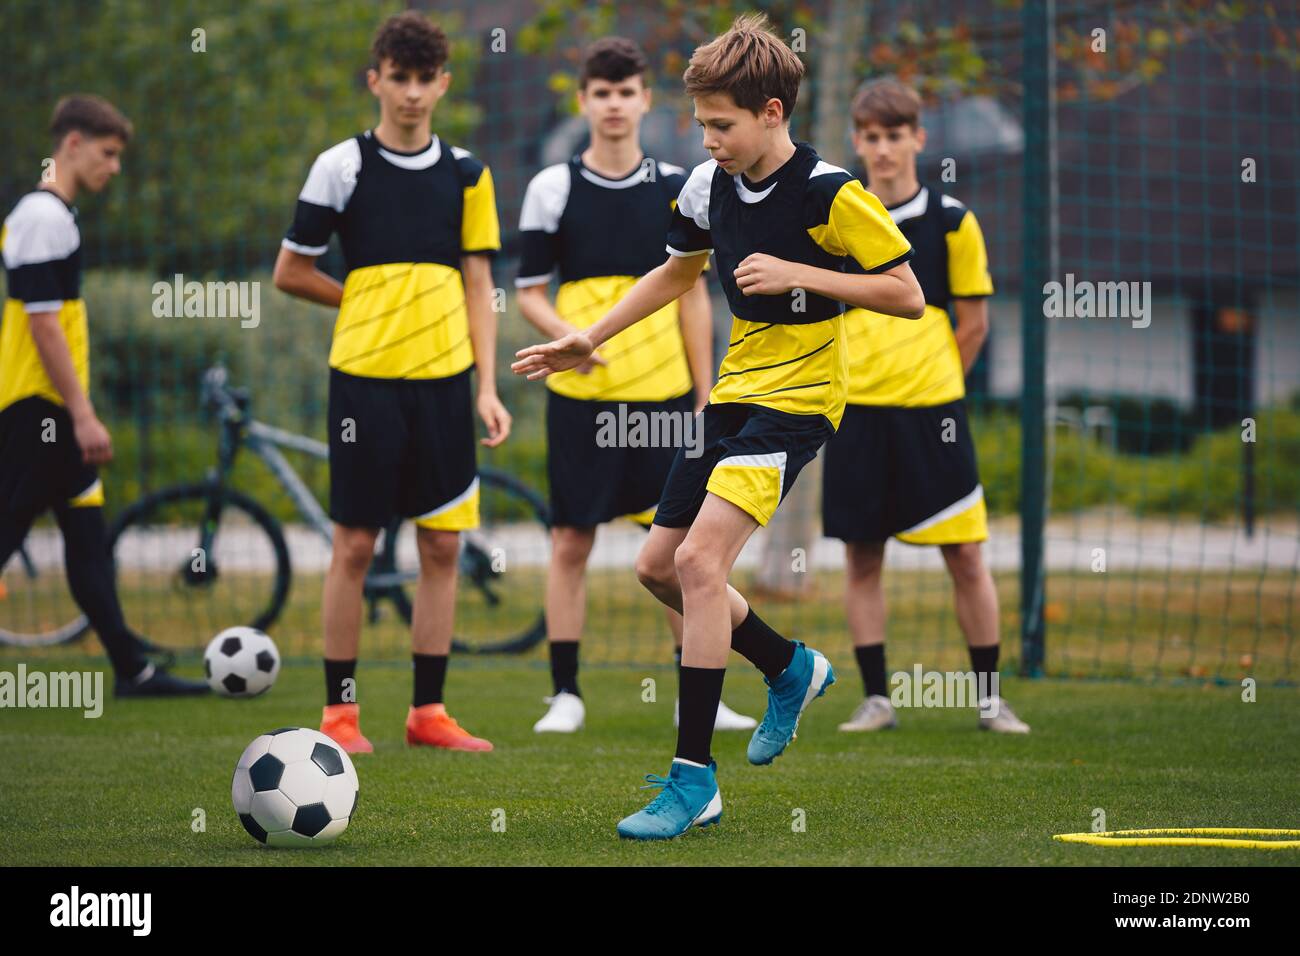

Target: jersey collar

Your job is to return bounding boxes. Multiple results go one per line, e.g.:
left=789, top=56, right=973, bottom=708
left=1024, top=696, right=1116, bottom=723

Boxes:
left=575, top=154, right=652, bottom=189
left=369, top=130, right=442, bottom=170
left=734, top=141, right=814, bottom=203
left=886, top=184, right=929, bottom=224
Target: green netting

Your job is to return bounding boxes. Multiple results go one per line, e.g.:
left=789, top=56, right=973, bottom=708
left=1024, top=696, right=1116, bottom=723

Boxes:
left=1, top=1, right=1295, bottom=683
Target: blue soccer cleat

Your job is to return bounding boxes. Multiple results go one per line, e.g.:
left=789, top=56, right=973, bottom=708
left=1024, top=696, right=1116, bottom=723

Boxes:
left=616, top=758, right=723, bottom=840
left=747, top=642, right=835, bottom=765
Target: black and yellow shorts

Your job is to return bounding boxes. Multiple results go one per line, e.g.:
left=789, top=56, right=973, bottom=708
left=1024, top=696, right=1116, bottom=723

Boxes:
left=546, top=389, right=693, bottom=528
left=822, top=399, right=987, bottom=545
left=327, top=367, right=479, bottom=531
left=0, top=397, right=104, bottom=519
left=653, top=401, right=833, bottom=528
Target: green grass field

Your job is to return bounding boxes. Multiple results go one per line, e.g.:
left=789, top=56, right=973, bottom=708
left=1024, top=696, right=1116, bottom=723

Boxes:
left=2, top=657, right=1297, bottom=866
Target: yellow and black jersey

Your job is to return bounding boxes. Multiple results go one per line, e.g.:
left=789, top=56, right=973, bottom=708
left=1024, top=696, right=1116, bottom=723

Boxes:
left=843, top=184, right=993, bottom=407
left=282, top=130, right=501, bottom=380
left=666, top=142, right=911, bottom=429
left=1, top=189, right=87, bottom=414
left=515, top=155, right=694, bottom=402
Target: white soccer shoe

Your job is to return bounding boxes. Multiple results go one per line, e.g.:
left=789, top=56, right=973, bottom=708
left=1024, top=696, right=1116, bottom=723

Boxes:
left=977, top=695, right=1031, bottom=734
left=533, top=691, right=586, bottom=733
left=837, top=694, right=898, bottom=732
left=673, top=698, right=759, bottom=731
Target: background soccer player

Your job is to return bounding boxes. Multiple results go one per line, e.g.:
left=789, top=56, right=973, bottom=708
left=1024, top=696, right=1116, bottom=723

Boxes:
left=0, top=95, right=207, bottom=698
left=515, top=36, right=754, bottom=735
left=515, top=15, right=924, bottom=840
left=823, top=78, right=1029, bottom=734
left=273, top=12, right=511, bottom=753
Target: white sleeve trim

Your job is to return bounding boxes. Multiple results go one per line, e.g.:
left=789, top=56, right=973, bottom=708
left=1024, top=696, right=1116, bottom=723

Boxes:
left=298, top=138, right=361, bottom=212
left=2, top=192, right=79, bottom=269
left=519, top=163, right=570, bottom=233
left=514, top=273, right=553, bottom=288
left=675, top=159, right=716, bottom=230
left=666, top=245, right=711, bottom=258
left=281, top=237, right=328, bottom=256
left=23, top=299, right=63, bottom=314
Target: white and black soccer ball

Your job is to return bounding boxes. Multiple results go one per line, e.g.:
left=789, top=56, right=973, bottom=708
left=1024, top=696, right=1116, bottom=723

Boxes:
left=232, top=728, right=358, bottom=847
left=204, top=626, right=280, bottom=697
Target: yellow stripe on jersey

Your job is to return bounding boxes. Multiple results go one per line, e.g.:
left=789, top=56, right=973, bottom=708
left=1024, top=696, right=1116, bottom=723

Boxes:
left=413, top=477, right=480, bottom=531
left=461, top=166, right=501, bottom=254
left=844, top=303, right=964, bottom=407
left=844, top=207, right=992, bottom=408
left=546, top=275, right=693, bottom=402
left=709, top=314, right=849, bottom=428
left=0, top=298, right=88, bottom=413
left=946, top=210, right=994, bottom=298
left=808, top=179, right=912, bottom=272
left=896, top=485, right=988, bottom=545
left=328, top=262, right=474, bottom=380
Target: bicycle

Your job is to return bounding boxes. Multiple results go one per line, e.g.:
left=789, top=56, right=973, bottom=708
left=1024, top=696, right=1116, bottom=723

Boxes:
left=0, top=365, right=551, bottom=655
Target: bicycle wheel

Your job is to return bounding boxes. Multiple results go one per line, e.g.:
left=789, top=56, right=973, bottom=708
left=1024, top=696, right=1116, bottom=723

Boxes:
left=0, top=540, right=92, bottom=648
left=381, top=468, right=551, bottom=654
left=107, top=483, right=292, bottom=652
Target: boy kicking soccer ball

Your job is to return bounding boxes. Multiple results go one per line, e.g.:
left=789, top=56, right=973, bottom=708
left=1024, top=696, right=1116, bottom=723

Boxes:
left=274, top=12, right=510, bottom=753
left=515, top=36, right=754, bottom=735
left=823, top=79, right=1028, bottom=735
left=513, top=14, right=924, bottom=839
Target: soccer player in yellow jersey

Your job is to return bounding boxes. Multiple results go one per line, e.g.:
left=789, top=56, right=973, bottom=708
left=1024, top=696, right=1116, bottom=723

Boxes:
left=273, top=12, right=511, bottom=753
left=515, top=15, right=925, bottom=839
left=824, top=78, right=1029, bottom=734
left=516, top=37, right=755, bottom=734
left=1, top=96, right=206, bottom=697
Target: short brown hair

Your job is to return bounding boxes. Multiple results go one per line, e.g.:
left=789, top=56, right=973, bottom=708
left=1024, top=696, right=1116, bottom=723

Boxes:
left=579, top=36, right=649, bottom=89
left=371, top=11, right=449, bottom=73
left=50, top=95, right=132, bottom=146
left=851, top=77, right=922, bottom=130
left=682, top=12, right=804, bottom=121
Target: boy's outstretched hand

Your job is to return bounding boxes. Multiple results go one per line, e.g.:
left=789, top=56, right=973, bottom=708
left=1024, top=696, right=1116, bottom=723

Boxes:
left=512, top=331, right=597, bottom=381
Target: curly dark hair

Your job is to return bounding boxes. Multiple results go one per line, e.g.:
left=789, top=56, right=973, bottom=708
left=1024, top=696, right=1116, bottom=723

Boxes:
left=579, top=36, right=649, bottom=89
left=371, top=11, right=449, bottom=73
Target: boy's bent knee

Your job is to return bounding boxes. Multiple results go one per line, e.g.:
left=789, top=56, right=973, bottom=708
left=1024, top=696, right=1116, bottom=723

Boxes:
left=673, top=540, right=725, bottom=590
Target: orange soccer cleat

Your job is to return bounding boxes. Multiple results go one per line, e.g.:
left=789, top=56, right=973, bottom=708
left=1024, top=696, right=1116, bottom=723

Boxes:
left=320, top=703, right=374, bottom=754
left=405, top=703, right=493, bottom=752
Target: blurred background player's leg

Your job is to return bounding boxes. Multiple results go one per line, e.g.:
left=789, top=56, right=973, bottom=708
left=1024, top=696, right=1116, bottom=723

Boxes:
left=320, top=524, right=378, bottom=752
left=406, top=525, right=493, bottom=751
left=837, top=540, right=898, bottom=732
left=940, top=541, right=1028, bottom=734
left=533, top=524, right=595, bottom=732
left=52, top=501, right=152, bottom=686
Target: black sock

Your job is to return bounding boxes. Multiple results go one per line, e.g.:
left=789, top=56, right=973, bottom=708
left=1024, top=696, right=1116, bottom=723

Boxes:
left=549, top=641, right=580, bottom=697
left=674, top=647, right=683, bottom=674
left=324, top=658, right=356, bottom=706
left=413, top=653, right=448, bottom=707
left=856, top=644, right=888, bottom=698
left=969, top=644, right=1000, bottom=700
left=54, top=506, right=146, bottom=680
left=731, top=607, right=796, bottom=681
left=675, top=665, right=724, bottom=765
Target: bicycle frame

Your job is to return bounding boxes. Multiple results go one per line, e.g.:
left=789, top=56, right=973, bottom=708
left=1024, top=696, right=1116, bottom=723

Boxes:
left=204, top=367, right=332, bottom=546
left=202, top=366, right=413, bottom=591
